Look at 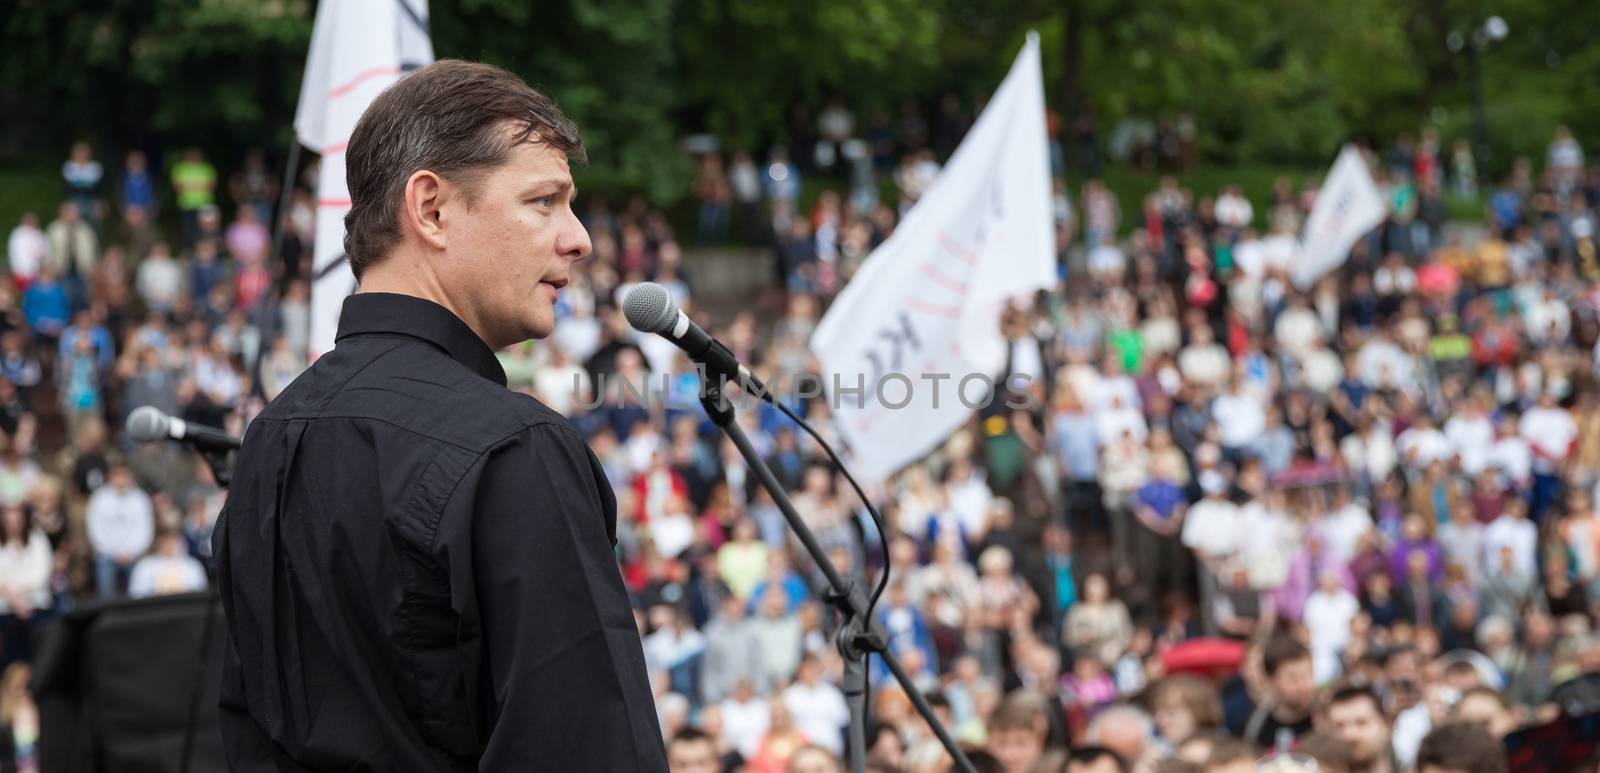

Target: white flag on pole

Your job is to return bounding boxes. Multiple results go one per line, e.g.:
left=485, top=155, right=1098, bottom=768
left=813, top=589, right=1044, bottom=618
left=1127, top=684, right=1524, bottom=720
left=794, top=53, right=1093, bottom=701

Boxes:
left=296, top=0, right=434, bottom=360
left=809, top=33, right=1055, bottom=483
left=1293, top=144, right=1387, bottom=289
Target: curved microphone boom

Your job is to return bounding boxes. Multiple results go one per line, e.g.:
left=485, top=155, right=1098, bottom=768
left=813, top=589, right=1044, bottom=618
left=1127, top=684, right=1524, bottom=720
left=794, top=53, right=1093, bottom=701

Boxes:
left=623, top=282, right=767, bottom=395
left=126, top=406, right=242, bottom=453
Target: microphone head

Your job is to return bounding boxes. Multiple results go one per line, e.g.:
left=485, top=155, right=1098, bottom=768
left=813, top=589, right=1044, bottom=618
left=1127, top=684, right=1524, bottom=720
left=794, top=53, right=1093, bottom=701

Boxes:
left=126, top=406, right=171, bottom=443
left=623, top=282, right=676, bottom=334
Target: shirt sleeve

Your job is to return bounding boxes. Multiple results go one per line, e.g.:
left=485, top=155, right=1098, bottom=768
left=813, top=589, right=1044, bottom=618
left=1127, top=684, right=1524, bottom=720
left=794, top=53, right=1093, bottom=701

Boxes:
left=438, top=422, right=667, bottom=772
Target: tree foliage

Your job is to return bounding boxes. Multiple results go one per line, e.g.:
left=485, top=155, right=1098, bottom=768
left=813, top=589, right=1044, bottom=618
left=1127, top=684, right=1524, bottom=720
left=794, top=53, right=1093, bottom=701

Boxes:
left=1, top=0, right=1596, bottom=200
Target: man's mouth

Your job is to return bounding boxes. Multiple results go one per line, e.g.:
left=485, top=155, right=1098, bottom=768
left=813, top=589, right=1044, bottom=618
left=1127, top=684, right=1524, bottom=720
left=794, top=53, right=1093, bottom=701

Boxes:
left=540, top=277, right=568, bottom=289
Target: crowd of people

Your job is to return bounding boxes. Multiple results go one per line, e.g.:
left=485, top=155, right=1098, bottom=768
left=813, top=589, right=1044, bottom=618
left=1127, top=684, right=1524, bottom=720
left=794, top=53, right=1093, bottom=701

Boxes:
left=652, top=115, right=1600, bottom=773
left=5, top=98, right=1600, bottom=772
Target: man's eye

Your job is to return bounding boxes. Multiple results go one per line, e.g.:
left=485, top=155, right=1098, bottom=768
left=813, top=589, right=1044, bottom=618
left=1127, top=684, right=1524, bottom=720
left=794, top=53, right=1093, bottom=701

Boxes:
left=531, top=196, right=554, bottom=208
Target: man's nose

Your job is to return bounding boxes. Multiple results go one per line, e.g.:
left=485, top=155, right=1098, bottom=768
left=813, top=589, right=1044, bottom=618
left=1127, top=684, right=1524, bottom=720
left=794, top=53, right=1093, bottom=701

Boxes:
left=560, top=210, right=592, bottom=262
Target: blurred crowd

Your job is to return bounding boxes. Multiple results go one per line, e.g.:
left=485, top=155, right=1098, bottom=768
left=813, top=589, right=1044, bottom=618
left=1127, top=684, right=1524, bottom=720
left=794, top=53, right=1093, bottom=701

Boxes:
left=6, top=101, right=1600, bottom=773
left=651, top=114, right=1600, bottom=773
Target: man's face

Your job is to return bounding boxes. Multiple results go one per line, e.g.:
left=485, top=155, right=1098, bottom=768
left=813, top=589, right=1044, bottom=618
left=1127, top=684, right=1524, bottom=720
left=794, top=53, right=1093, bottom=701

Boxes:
left=988, top=728, right=1042, bottom=773
left=666, top=738, right=718, bottom=773
left=443, top=136, right=590, bottom=348
left=1273, top=657, right=1316, bottom=712
left=1327, top=698, right=1390, bottom=765
left=1454, top=694, right=1515, bottom=738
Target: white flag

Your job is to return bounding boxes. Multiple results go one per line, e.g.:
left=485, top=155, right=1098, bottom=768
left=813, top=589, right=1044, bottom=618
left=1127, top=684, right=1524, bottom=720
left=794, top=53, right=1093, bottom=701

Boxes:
left=809, top=33, right=1054, bottom=483
left=296, top=0, right=434, bottom=360
left=1294, top=144, right=1387, bottom=289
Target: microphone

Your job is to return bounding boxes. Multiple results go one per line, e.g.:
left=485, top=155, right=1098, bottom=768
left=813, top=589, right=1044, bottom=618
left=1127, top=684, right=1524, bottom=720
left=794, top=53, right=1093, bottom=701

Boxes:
left=623, top=283, right=767, bottom=395
left=126, top=406, right=242, bottom=453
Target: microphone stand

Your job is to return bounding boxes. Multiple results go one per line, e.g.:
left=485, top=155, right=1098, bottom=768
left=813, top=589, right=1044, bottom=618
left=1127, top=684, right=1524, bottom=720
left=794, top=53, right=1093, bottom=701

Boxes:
left=180, top=447, right=231, bottom=773
left=699, top=382, right=975, bottom=773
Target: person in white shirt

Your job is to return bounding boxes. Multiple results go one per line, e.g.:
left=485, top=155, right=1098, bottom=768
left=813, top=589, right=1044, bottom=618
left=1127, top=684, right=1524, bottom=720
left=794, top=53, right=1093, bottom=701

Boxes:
left=1095, top=394, right=1149, bottom=446
left=1273, top=295, right=1323, bottom=358
left=782, top=654, right=849, bottom=755
left=943, top=458, right=994, bottom=541
left=135, top=240, right=186, bottom=312
left=86, top=463, right=154, bottom=598
left=1396, top=415, right=1452, bottom=472
left=1233, top=231, right=1266, bottom=278
left=1341, top=416, right=1398, bottom=486
left=1482, top=499, right=1538, bottom=578
left=1087, top=239, right=1127, bottom=283
left=1086, top=351, right=1142, bottom=415
left=1182, top=473, right=1243, bottom=567
left=1238, top=487, right=1298, bottom=590
left=1486, top=413, right=1532, bottom=490
left=1260, top=227, right=1299, bottom=275
left=647, top=494, right=697, bottom=559
left=1548, top=125, right=1584, bottom=177
left=1443, top=395, right=1496, bottom=476
left=1315, top=488, right=1373, bottom=563
left=1215, top=185, right=1254, bottom=230
left=1436, top=506, right=1485, bottom=585
left=6, top=213, right=46, bottom=288
left=128, top=529, right=207, bottom=598
left=1303, top=569, right=1359, bottom=683
left=644, top=605, right=708, bottom=698
left=1355, top=332, right=1414, bottom=392
left=531, top=344, right=589, bottom=416
left=0, top=504, right=52, bottom=618
left=1520, top=393, right=1576, bottom=471
left=1523, top=288, right=1571, bottom=344
left=1211, top=378, right=1266, bottom=455
left=1522, top=392, right=1578, bottom=519
left=718, top=679, right=772, bottom=760
left=1300, top=338, right=1344, bottom=395
left=1177, top=323, right=1231, bottom=390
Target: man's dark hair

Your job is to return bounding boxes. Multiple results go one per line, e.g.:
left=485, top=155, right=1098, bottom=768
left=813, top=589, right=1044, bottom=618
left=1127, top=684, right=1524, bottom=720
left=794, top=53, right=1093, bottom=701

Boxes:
left=961, top=747, right=1006, bottom=773
left=1443, top=659, right=1480, bottom=683
left=1263, top=636, right=1311, bottom=677
left=668, top=726, right=714, bottom=749
left=1065, top=745, right=1127, bottom=772
left=1414, top=722, right=1508, bottom=773
left=343, top=59, right=585, bottom=279
left=1324, top=682, right=1386, bottom=720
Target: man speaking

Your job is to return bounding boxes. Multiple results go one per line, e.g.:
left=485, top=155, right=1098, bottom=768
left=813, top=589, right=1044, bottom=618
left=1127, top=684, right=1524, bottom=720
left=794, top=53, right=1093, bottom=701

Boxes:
left=213, top=60, right=668, bottom=771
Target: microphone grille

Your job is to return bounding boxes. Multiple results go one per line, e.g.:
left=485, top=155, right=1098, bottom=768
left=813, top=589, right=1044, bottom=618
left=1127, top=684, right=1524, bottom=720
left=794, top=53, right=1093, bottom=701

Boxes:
left=623, top=282, right=675, bottom=334
left=125, top=406, right=169, bottom=443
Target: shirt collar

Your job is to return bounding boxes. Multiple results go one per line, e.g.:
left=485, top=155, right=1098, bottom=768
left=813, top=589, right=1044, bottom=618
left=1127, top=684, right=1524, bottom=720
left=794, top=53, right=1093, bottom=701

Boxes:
left=335, top=293, right=507, bottom=386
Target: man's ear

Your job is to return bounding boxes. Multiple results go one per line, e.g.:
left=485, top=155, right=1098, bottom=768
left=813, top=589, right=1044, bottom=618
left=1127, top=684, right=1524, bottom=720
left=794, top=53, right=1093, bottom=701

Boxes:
left=402, top=170, right=449, bottom=251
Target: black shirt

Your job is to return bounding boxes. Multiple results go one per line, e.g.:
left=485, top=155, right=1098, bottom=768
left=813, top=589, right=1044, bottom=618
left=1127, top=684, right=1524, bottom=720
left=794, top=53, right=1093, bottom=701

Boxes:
left=214, top=293, right=666, bottom=771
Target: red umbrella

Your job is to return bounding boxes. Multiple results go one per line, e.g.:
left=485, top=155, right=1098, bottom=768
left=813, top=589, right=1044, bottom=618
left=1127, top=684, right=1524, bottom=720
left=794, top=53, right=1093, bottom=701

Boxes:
left=1160, top=638, right=1248, bottom=679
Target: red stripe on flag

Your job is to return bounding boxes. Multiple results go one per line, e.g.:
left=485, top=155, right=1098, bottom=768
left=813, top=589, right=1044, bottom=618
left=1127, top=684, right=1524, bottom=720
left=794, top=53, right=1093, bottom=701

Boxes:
left=321, top=141, right=348, bottom=156
left=317, top=198, right=352, bottom=208
left=907, top=298, right=961, bottom=319
left=328, top=66, right=400, bottom=98
left=937, top=232, right=978, bottom=265
left=920, top=262, right=969, bottom=293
